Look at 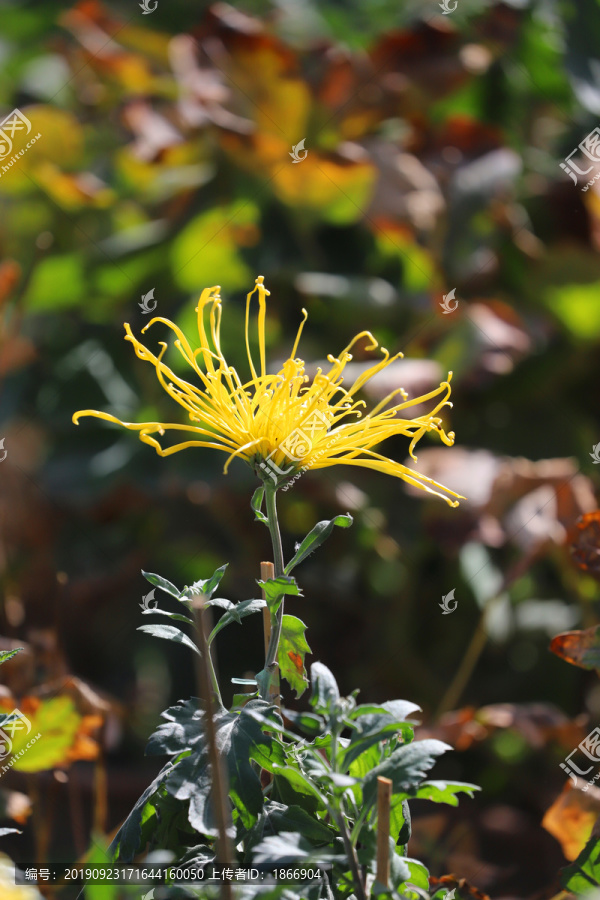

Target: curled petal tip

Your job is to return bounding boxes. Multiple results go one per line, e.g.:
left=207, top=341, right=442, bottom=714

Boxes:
left=256, top=275, right=264, bottom=284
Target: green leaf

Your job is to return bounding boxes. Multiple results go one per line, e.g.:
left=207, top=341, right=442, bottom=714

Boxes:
left=283, top=709, right=325, bottom=737
left=0, top=648, right=22, bottom=666
left=272, top=766, right=327, bottom=815
left=83, top=836, right=119, bottom=900
left=109, top=759, right=177, bottom=861
left=310, top=662, right=340, bottom=714
left=24, top=253, right=85, bottom=311
left=157, top=700, right=286, bottom=832
left=251, top=485, right=268, bottom=525
left=252, top=831, right=344, bottom=866
left=208, top=598, right=266, bottom=644
left=400, top=857, right=429, bottom=890
left=249, top=801, right=334, bottom=850
left=285, top=515, right=353, bottom=574
left=243, top=705, right=302, bottom=743
left=279, top=615, right=311, bottom=698
left=141, top=607, right=194, bottom=625
left=349, top=743, right=382, bottom=780
left=546, top=282, right=600, bottom=340
left=258, top=576, right=303, bottom=616
left=178, top=844, right=215, bottom=867
left=171, top=201, right=258, bottom=293
left=561, top=834, right=600, bottom=890
left=379, top=700, right=421, bottom=722
left=181, top=564, right=228, bottom=601
left=414, top=780, right=479, bottom=806
left=389, top=842, right=411, bottom=887
left=7, top=697, right=83, bottom=773
left=391, top=797, right=411, bottom=847
left=231, top=692, right=258, bottom=708
left=208, top=597, right=235, bottom=611
left=362, top=740, right=451, bottom=812
left=142, top=571, right=181, bottom=599
left=137, top=624, right=200, bottom=656
left=146, top=697, right=202, bottom=757
left=341, top=705, right=417, bottom=771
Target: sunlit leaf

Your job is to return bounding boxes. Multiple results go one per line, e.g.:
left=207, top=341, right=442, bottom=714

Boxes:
left=561, top=833, right=600, bottom=890
left=0, top=649, right=22, bottom=667
left=278, top=615, right=311, bottom=698
left=543, top=782, right=599, bottom=861
left=171, top=201, right=260, bottom=293
left=0, top=696, right=102, bottom=772
left=285, top=515, right=353, bottom=574
left=137, top=624, right=200, bottom=656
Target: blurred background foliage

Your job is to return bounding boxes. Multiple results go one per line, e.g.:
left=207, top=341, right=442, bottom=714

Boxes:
left=1, top=0, right=600, bottom=895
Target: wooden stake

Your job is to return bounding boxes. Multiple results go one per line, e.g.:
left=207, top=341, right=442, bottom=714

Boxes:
left=260, top=561, right=274, bottom=660
left=376, top=776, right=392, bottom=887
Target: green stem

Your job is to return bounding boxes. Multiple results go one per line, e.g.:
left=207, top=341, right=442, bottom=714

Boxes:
left=332, top=807, right=367, bottom=900
left=206, top=646, right=224, bottom=711
left=350, top=805, right=370, bottom=846
left=264, top=482, right=286, bottom=670
left=193, top=608, right=224, bottom=711
left=330, top=726, right=338, bottom=775
left=265, top=481, right=285, bottom=577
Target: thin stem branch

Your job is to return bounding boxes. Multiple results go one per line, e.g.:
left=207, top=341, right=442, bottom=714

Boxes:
left=193, top=597, right=234, bottom=900
left=204, top=639, right=224, bottom=711
left=332, top=808, right=367, bottom=900
left=195, top=605, right=224, bottom=711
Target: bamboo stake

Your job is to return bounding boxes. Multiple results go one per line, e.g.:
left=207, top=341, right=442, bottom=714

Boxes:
left=261, top=561, right=274, bottom=660
left=192, top=596, right=234, bottom=900
left=376, top=776, right=392, bottom=887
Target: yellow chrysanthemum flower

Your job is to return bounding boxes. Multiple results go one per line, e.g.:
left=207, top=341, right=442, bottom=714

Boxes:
left=73, top=277, right=464, bottom=506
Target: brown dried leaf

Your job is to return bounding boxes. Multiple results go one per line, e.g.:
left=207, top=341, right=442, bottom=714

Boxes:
left=550, top=626, right=600, bottom=673
left=429, top=874, right=490, bottom=900
left=569, top=511, right=600, bottom=580
left=542, top=782, right=600, bottom=860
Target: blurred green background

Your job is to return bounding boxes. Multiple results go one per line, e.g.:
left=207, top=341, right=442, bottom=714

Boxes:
left=1, top=0, right=600, bottom=895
